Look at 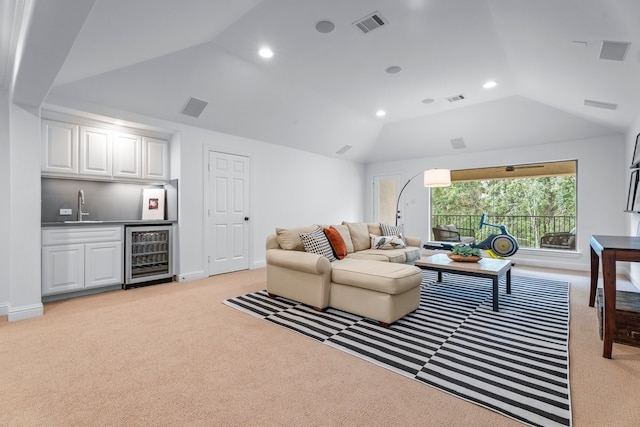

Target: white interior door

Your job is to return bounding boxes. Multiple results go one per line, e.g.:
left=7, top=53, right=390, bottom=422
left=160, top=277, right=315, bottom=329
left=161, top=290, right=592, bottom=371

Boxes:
left=207, top=150, right=250, bottom=275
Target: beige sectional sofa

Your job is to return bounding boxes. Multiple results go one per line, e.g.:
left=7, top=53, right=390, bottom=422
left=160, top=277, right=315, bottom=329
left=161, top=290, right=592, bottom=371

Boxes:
left=265, top=222, right=424, bottom=326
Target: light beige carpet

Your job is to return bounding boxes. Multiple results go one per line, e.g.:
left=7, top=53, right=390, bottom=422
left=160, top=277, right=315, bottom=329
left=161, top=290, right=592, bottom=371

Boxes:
left=1, top=266, right=639, bottom=426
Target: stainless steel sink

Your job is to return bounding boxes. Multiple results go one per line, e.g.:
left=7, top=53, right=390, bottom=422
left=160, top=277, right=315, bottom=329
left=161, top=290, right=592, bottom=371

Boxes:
left=63, top=220, right=104, bottom=224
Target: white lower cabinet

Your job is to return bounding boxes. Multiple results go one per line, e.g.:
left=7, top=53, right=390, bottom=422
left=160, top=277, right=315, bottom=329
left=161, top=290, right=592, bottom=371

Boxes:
left=85, top=241, right=123, bottom=288
left=42, top=227, right=123, bottom=296
left=42, top=244, right=85, bottom=295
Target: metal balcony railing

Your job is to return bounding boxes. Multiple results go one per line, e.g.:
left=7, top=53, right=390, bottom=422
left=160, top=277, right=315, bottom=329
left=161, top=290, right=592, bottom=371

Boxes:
left=431, top=214, right=576, bottom=249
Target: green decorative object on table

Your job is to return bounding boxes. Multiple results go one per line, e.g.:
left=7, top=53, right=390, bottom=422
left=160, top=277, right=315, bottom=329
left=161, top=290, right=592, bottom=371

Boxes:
left=448, top=244, right=482, bottom=262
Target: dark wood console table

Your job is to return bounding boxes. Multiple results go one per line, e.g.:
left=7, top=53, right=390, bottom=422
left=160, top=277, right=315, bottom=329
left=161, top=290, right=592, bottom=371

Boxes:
left=589, top=235, right=640, bottom=358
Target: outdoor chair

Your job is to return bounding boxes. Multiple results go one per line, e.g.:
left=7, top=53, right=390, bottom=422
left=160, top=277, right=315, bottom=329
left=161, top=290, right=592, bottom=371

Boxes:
left=432, top=224, right=476, bottom=244
left=540, top=231, right=575, bottom=250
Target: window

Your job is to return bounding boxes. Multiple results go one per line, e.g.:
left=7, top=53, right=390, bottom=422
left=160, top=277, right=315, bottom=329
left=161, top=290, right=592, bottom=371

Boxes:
left=430, top=161, right=577, bottom=250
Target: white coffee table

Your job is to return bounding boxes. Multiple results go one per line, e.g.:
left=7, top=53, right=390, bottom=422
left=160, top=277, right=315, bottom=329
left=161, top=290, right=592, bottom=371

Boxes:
left=414, top=253, right=512, bottom=311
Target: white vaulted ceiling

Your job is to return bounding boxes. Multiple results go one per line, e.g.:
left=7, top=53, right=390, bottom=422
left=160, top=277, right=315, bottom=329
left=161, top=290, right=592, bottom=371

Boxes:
left=6, top=0, right=640, bottom=163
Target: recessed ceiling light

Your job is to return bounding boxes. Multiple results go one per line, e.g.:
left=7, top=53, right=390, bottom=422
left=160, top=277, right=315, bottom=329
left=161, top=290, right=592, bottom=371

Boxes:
left=482, top=81, right=497, bottom=89
left=315, top=20, right=335, bottom=33
left=376, top=110, right=386, bottom=117
left=386, top=66, right=402, bottom=74
left=258, top=47, right=274, bottom=58
left=422, top=98, right=434, bottom=104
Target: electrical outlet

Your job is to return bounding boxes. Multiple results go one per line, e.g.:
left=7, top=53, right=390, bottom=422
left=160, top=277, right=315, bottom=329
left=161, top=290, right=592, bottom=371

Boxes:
left=60, top=208, right=72, bottom=216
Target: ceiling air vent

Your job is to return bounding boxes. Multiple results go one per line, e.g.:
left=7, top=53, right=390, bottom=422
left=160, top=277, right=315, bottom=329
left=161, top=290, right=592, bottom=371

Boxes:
left=446, top=94, right=465, bottom=103
left=599, top=41, right=630, bottom=61
left=450, top=138, right=466, bottom=149
left=180, top=97, right=209, bottom=118
left=584, top=99, right=618, bottom=110
left=336, top=145, right=352, bottom=155
left=353, top=12, right=387, bottom=34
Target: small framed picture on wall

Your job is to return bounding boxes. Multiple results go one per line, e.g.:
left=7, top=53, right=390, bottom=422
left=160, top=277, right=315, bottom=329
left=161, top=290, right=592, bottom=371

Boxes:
left=631, top=133, right=640, bottom=168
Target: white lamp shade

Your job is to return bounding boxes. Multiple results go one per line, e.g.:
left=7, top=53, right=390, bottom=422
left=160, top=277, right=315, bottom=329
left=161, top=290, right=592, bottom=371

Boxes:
left=423, top=169, right=451, bottom=187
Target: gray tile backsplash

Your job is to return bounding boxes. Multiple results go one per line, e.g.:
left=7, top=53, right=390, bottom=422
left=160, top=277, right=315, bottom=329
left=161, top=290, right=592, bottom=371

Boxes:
left=41, top=178, right=178, bottom=223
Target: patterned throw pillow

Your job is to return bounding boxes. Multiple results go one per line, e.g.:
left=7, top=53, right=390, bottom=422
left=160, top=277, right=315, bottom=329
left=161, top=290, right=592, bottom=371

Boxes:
left=370, top=234, right=406, bottom=250
left=380, top=223, right=406, bottom=244
left=300, top=227, right=337, bottom=261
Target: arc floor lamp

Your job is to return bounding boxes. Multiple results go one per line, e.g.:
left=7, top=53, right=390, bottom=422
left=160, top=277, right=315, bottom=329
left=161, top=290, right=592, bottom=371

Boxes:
left=395, top=168, right=451, bottom=226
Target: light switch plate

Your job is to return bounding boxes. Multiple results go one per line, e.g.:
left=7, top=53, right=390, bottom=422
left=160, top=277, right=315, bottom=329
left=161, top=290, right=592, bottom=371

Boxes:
left=60, top=208, right=72, bottom=216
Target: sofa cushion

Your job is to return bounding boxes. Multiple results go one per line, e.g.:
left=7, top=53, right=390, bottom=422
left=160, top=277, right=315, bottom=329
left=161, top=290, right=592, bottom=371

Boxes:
left=330, top=224, right=354, bottom=253
left=404, top=246, right=422, bottom=263
left=300, top=227, right=337, bottom=262
left=370, top=234, right=406, bottom=250
left=323, top=227, right=348, bottom=259
left=344, top=222, right=370, bottom=251
left=367, top=223, right=383, bottom=236
left=276, top=225, right=319, bottom=251
left=332, top=259, right=422, bottom=294
left=354, top=249, right=407, bottom=263
left=345, top=252, right=391, bottom=262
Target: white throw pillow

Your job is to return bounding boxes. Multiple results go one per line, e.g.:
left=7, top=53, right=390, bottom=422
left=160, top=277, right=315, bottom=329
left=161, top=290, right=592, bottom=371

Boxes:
left=370, top=234, right=406, bottom=250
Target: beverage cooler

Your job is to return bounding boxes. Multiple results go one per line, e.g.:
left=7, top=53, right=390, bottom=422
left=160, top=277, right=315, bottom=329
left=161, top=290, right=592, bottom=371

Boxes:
left=125, top=225, right=173, bottom=288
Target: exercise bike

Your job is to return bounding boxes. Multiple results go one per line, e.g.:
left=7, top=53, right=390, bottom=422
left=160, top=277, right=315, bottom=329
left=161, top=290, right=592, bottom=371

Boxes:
left=424, top=213, right=519, bottom=258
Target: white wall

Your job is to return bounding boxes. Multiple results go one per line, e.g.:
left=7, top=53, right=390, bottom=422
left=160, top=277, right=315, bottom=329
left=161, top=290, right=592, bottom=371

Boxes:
left=177, top=124, right=365, bottom=280
left=0, top=90, right=10, bottom=315
left=0, top=95, right=365, bottom=319
left=366, top=134, right=626, bottom=272
left=7, top=103, right=43, bottom=320
left=0, top=95, right=45, bottom=320
left=626, top=113, right=640, bottom=285
left=40, top=99, right=365, bottom=282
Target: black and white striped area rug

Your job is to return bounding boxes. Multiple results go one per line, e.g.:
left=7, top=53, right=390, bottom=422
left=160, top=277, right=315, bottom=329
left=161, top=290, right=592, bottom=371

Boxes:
left=223, top=271, right=571, bottom=427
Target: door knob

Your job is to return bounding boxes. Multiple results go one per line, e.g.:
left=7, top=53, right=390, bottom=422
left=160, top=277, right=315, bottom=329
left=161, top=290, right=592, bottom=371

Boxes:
left=244, top=217, right=249, bottom=221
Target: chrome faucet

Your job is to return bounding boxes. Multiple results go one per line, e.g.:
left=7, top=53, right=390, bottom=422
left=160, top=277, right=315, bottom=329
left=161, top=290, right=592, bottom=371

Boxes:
left=77, top=190, right=89, bottom=221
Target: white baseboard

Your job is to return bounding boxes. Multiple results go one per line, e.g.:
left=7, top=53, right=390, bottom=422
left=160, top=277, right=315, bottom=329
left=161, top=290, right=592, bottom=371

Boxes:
left=176, top=271, right=206, bottom=282
left=252, top=260, right=266, bottom=269
left=510, top=248, right=588, bottom=272
left=8, top=303, right=44, bottom=322
left=512, top=258, right=589, bottom=272
left=0, top=302, right=8, bottom=316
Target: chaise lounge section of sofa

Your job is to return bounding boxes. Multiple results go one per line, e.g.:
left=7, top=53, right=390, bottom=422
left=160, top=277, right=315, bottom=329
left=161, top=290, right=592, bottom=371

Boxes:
left=265, top=222, right=424, bottom=326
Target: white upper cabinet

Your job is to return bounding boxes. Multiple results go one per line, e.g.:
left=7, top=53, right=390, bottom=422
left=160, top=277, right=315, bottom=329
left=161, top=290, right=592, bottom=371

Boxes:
left=41, top=117, right=170, bottom=182
left=79, top=126, right=112, bottom=177
left=113, top=132, right=142, bottom=179
left=41, top=120, right=79, bottom=174
left=143, top=137, right=169, bottom=180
